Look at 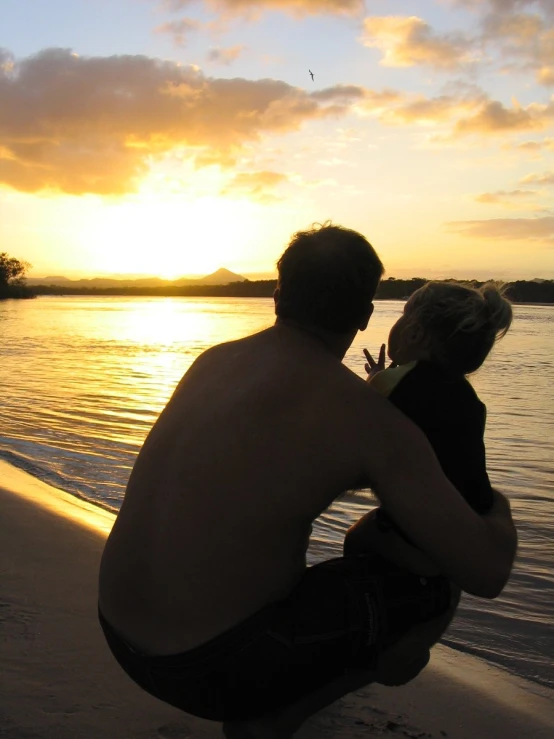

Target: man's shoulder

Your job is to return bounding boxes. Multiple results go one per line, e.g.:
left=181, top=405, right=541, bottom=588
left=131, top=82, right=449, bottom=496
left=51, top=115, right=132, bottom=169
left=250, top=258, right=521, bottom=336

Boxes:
left=192, top=335, right=252, bottom=366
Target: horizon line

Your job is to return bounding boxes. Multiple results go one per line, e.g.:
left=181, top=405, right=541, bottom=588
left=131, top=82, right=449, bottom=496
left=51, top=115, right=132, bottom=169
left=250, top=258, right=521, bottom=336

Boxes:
left=26, top=272, right=554, bottom=283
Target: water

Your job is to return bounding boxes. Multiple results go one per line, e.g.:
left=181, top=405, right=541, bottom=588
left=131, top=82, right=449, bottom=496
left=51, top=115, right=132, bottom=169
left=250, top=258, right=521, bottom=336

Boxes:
left=0, top=296, right=552, bottom=687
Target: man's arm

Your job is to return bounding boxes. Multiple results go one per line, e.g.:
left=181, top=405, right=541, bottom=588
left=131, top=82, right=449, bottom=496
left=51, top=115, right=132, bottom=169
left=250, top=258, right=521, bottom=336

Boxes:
left=363, top=393, right=517, bottom=598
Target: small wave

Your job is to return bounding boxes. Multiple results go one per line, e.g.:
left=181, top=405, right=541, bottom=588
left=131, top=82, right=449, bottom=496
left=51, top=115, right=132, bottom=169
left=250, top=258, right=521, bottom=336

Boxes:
left=442, top=637, right=554, bottom=690
left=0, top=449, right=119, bottom=515
left=0, top=449, right=67, bottom=488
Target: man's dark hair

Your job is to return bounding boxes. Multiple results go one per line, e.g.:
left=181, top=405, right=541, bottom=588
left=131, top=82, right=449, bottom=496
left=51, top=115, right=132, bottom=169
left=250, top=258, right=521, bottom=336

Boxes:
left=275, top=222, right=384, bottom=333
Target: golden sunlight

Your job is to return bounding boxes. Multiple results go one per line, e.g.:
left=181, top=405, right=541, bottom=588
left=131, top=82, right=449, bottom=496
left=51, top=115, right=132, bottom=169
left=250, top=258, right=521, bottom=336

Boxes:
left=80, top=194, right=265, bottom=278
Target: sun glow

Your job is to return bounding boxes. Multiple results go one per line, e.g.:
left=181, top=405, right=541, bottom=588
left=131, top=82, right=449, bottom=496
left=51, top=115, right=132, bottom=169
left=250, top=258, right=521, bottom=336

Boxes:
left=79, top=194, right=267, bottom=278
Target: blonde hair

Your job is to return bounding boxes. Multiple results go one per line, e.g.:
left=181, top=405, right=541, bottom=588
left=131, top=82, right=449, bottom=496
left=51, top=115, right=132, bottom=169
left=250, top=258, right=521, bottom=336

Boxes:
left=405, top=281, right=513, bottom=374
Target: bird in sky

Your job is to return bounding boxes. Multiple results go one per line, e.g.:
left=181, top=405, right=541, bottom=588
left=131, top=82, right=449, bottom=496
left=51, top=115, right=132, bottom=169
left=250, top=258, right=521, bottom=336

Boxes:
left=309, top=69, right=314, bottom=81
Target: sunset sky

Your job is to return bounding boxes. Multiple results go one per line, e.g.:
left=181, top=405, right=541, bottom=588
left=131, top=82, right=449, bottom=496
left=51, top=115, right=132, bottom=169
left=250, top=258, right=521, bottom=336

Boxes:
left=1, top=0, right=553, bottom=280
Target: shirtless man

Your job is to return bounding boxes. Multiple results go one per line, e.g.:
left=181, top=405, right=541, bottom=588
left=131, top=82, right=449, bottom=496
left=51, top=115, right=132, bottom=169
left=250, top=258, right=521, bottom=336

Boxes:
left=98, top=224, right=516, bottom=737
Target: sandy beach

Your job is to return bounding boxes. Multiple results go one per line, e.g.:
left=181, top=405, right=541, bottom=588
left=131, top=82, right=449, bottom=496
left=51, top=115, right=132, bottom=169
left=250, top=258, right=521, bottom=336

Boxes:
left=1, top=459, right=553, bottom=739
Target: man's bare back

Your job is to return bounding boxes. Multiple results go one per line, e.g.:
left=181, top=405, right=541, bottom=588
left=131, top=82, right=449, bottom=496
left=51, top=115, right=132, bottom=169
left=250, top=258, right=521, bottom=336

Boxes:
left=99, top=320, right=516, bottom=658
left=100, top=324, right=392, bottom=653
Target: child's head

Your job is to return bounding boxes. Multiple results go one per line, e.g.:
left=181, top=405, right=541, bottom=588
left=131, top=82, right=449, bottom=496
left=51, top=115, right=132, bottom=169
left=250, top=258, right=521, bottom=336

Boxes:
left=388, top=281, right=513, bottom=374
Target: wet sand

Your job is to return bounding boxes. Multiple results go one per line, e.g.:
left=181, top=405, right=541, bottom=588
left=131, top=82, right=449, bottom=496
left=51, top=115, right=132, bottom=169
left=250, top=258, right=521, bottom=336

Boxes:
left=1, top=460, right=553, bottom=738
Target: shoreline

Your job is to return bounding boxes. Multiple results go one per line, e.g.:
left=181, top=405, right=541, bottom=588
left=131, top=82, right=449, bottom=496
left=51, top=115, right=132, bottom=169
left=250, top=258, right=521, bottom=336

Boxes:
left=12, top=293, right=554, bottom=306
left=2, top=453, right=552, bottom=689
left=1, top=458, right=553, bottom=738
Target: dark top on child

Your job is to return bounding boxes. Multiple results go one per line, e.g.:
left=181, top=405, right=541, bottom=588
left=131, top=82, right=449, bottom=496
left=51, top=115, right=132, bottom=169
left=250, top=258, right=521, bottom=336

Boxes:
left=377, top=361, right=494, bottom=542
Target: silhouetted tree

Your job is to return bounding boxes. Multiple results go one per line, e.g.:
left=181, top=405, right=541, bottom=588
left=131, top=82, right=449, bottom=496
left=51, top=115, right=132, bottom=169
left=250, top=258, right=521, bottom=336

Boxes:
left=0, top=253, right=32, bottom=298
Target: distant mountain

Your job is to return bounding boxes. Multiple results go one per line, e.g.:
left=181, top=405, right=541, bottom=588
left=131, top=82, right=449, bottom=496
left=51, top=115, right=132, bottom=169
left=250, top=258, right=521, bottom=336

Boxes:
left=188, top=268, right=246, bottom=286
left=26, top=268, right=246, bottom=288
left=38, top=275, right=70, bottom=283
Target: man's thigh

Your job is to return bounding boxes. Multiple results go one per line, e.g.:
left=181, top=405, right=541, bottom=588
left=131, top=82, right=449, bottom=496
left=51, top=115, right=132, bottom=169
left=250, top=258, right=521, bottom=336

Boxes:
left=215, top=554, right=453, bottom=714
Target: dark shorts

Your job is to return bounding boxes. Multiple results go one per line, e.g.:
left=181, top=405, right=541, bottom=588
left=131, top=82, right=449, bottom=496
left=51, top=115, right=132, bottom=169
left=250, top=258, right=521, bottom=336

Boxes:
left=98, top=554, right=451, bottom=721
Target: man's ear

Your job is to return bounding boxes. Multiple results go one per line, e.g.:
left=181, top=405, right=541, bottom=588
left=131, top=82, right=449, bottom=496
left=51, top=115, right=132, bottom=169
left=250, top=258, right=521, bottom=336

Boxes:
left=273, top=287, right=280, bottom=306
left=358, top=303, right=374, bottom=332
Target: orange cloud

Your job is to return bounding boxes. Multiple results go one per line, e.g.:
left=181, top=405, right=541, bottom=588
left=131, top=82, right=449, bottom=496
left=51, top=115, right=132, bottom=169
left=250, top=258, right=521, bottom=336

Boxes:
left=380, top=93, right=484, bottom=126
left=155, top=18, right=202, bottom=46
left=505, top=137, right=554, bottom=152
left=455, top=99, right=554, bottom=135
left=447, top=216, right=554, bottom=242
left=511, top=140, right=543, bottom=151
left=0, top=49, right=362, bottom=195
left=538, top=67, right=554, bottom=85
left=457, top=1, right=554, bottom=86
left=344, top=83, right=551, bottom=141
left=354, top=83, right=552, bottom=140
left=207, top=45, right=245, bottom=65
left=520, top=171, right=554, bottom=185
left=161, top=0, right=362, bottom=17
left=0, top=50, right=14, bottom=74
left=475, top=190, right=538, bottom=204
left=455, top=1, right=553, bottom=19
left=356, top=4, right=554, bottom=86
left=483, top=12, right=554, bottom=86
left=361, top=16, right=474, bottom=70
left=220, top=170, right=288, bottom=201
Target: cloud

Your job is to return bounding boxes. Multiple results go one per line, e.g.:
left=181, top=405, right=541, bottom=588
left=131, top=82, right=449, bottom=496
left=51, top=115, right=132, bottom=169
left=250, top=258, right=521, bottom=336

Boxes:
left=220, top=170, right=287, bottom=201
left=2, top=48, right=550, bottom=197
left=207, top=45, right=245, bottom=65
left=0, top=49, right=14, bottom=74
left=520, top=171, right=554, bottom=185
left=354, top=83, right=552, bottom=139
left=0, top=48, right=363, bottom=195
left=505, top=137, right=554, bottom=152
left=447, top=216, right=554, bottom=242
left=455, top=98, right=554, bottom=135
left=482, top=11, right=554, bottom=85
left=159, top=0, right=362, bottom=18
left=380, top=93, right=484, bottom=126
left=311, top=84, right=367, bottom=103
left=288, top=173, right=337, bottom=188
left=453, top=1, right=554, bottom=86
left=155, top=18, right=201, bottom=46
left=538, top=67, right=554, bottom=85
left=475, top=189, right=538, bottom=204
left=332, top=83, right=551, bottom=141
left=456, top=1, right=553, bottom=17
left=361, top=16, right=475, bottom=70
left=370, top=3, right=554, bottom=85
left=316, top=156, right=356, bottom=167
left=511, top=140, right=543, bottom=151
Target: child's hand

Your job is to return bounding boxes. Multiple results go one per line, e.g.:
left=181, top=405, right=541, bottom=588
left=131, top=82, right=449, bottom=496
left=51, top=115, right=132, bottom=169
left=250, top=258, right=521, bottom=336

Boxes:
left=364, top=344, right=387, bottom=381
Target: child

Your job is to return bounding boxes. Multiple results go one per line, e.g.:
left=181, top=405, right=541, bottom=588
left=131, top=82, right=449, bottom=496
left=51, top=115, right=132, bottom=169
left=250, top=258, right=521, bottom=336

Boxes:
left=344, top=280, right=513, bottom=684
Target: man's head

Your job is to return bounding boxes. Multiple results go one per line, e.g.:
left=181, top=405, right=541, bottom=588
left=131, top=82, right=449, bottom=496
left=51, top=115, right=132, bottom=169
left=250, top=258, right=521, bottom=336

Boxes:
left=275, top=222, right=384, bottom=334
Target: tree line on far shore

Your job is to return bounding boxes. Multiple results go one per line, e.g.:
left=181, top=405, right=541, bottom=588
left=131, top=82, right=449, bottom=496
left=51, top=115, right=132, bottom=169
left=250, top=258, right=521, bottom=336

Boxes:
left=25, top=277, right=554, bottom=304
left=1, top=253, right=553, bottom=304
